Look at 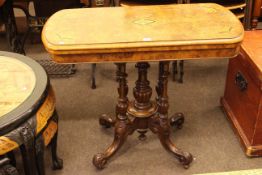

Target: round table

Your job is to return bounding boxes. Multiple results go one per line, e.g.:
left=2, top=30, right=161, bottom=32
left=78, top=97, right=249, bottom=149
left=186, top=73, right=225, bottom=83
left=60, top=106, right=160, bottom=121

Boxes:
left=0, top=51, right=63, bottom=175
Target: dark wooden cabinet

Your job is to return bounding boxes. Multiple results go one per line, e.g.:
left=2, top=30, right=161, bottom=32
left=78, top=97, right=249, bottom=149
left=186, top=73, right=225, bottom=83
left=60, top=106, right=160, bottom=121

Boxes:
left=221, top=31, right=262, bottom=157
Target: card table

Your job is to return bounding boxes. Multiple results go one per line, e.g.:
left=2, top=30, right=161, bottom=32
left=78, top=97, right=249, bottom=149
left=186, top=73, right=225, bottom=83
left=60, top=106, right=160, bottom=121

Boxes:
left=42, top=3, right=244, bottom=169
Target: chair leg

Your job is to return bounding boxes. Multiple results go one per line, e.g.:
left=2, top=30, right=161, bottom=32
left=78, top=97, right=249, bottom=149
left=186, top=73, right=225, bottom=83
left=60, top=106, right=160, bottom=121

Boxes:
left=91, top=63, right=96, bottom=89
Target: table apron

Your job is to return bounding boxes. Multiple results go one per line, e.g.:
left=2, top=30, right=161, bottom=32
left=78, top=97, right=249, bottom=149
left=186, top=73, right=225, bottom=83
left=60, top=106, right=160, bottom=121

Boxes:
left=50, top=47, right=240, bottom=64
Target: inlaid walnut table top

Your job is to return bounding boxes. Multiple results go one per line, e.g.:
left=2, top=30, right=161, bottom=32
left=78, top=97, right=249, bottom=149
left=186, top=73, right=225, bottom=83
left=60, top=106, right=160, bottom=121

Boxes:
left=42, top=3, right=244, bottom=63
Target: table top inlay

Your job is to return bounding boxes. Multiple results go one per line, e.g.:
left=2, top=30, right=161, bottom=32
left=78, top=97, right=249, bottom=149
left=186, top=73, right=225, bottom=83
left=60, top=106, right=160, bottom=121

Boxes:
left=43, top=4, right=243, bottom=49
left=0, top=56, right=36, bottom=117
left=42, top=3, right=244, bottom=63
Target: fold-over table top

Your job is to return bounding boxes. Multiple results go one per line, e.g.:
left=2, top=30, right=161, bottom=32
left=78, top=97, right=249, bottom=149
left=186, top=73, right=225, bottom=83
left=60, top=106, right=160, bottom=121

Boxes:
left=42, top=3, right=244, bottom=63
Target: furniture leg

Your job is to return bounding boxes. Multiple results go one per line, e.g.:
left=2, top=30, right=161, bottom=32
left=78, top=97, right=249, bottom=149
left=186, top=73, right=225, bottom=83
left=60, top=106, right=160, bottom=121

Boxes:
left=178, top=60, right=184, bottom=83
left=6, top=152, right=16, bottom=167
left=150, top=61, right=192, bottom=168
left=251, top=17, right=259, bottom=29
left=99, top=114, right=115, bottom=128
left=19, top=123, right=38, bottom=175
left=1, top=0, right=24, bottom=54
left=251, top=0, right=262, bottom=29
left=172, top=61, right=178, bottom=81
left=35, top=136, right=45, bottom=175
left=115, top=63, right=121, bottom=82
left=91, top=63, right=96, bottom=89
left=20, top=27, right=32, bottom=54
left=170, top=113, right=184, bottom=129
left=93, top=63, right=133, bottom=169
left=0, top=157, right=19, bottom=175
left=172, top=61, right=184, bottom=83
left=243, top=0, right=253, bottom=29
left=50, top=111, right=63, bottom=170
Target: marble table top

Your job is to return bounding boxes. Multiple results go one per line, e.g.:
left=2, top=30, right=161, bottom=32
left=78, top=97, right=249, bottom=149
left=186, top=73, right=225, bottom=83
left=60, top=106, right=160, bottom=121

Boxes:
left=0, top=56, right=36, bottom=117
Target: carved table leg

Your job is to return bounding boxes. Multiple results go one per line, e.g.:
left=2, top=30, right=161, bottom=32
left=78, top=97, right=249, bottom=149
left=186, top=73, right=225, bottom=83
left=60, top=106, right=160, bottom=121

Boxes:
left=99, top=63, right=127, bottom=129
left=50, top=111, right=63, bottom=170
left=150, top=61, right=193, bottom=168
left=35, top=136, right=45, bottom=175
left=93, top=63, right=133, bottom=169
left=19, top=122, right=38, bottom=175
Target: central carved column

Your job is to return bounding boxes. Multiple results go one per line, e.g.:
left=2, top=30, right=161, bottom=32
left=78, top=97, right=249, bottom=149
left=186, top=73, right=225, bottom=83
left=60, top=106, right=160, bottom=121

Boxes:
left=127, top=62, right=157, bottom=118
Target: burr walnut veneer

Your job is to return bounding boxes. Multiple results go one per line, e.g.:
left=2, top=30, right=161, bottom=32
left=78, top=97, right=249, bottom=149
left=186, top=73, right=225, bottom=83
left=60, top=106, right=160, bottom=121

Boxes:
left=42, top=4, right=244, bottom=169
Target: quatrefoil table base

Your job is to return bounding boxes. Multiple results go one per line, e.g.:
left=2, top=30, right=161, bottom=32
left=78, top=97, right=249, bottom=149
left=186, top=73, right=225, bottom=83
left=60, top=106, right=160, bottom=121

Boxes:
left=93, top=62, right=192, bottom=169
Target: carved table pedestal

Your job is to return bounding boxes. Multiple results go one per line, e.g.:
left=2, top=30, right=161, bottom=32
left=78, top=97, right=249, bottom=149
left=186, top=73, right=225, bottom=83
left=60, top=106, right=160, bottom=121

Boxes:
left=93, top=62, right=192, bottom=169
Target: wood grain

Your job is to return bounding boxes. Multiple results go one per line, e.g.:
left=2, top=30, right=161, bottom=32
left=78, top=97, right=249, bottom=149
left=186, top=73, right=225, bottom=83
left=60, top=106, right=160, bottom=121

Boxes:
left=42, top=3, right=244, bottom=63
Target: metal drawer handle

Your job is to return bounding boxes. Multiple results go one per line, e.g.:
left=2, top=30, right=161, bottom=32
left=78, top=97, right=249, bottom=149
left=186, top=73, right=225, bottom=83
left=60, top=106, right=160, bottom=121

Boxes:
left=235, top=72, right=248, bottom=91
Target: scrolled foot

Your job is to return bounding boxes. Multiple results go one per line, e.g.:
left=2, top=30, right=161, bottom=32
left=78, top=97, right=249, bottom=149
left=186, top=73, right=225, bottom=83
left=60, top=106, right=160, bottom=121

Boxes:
left=99, top=114, right=115, bottom=128
left=178, top=152, right=193, bottom=169
left=52, top=157, right=63, bottom=170
left=93, top=153, right=107, bottom=169
left=170, top=113, right=184, bottom=129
